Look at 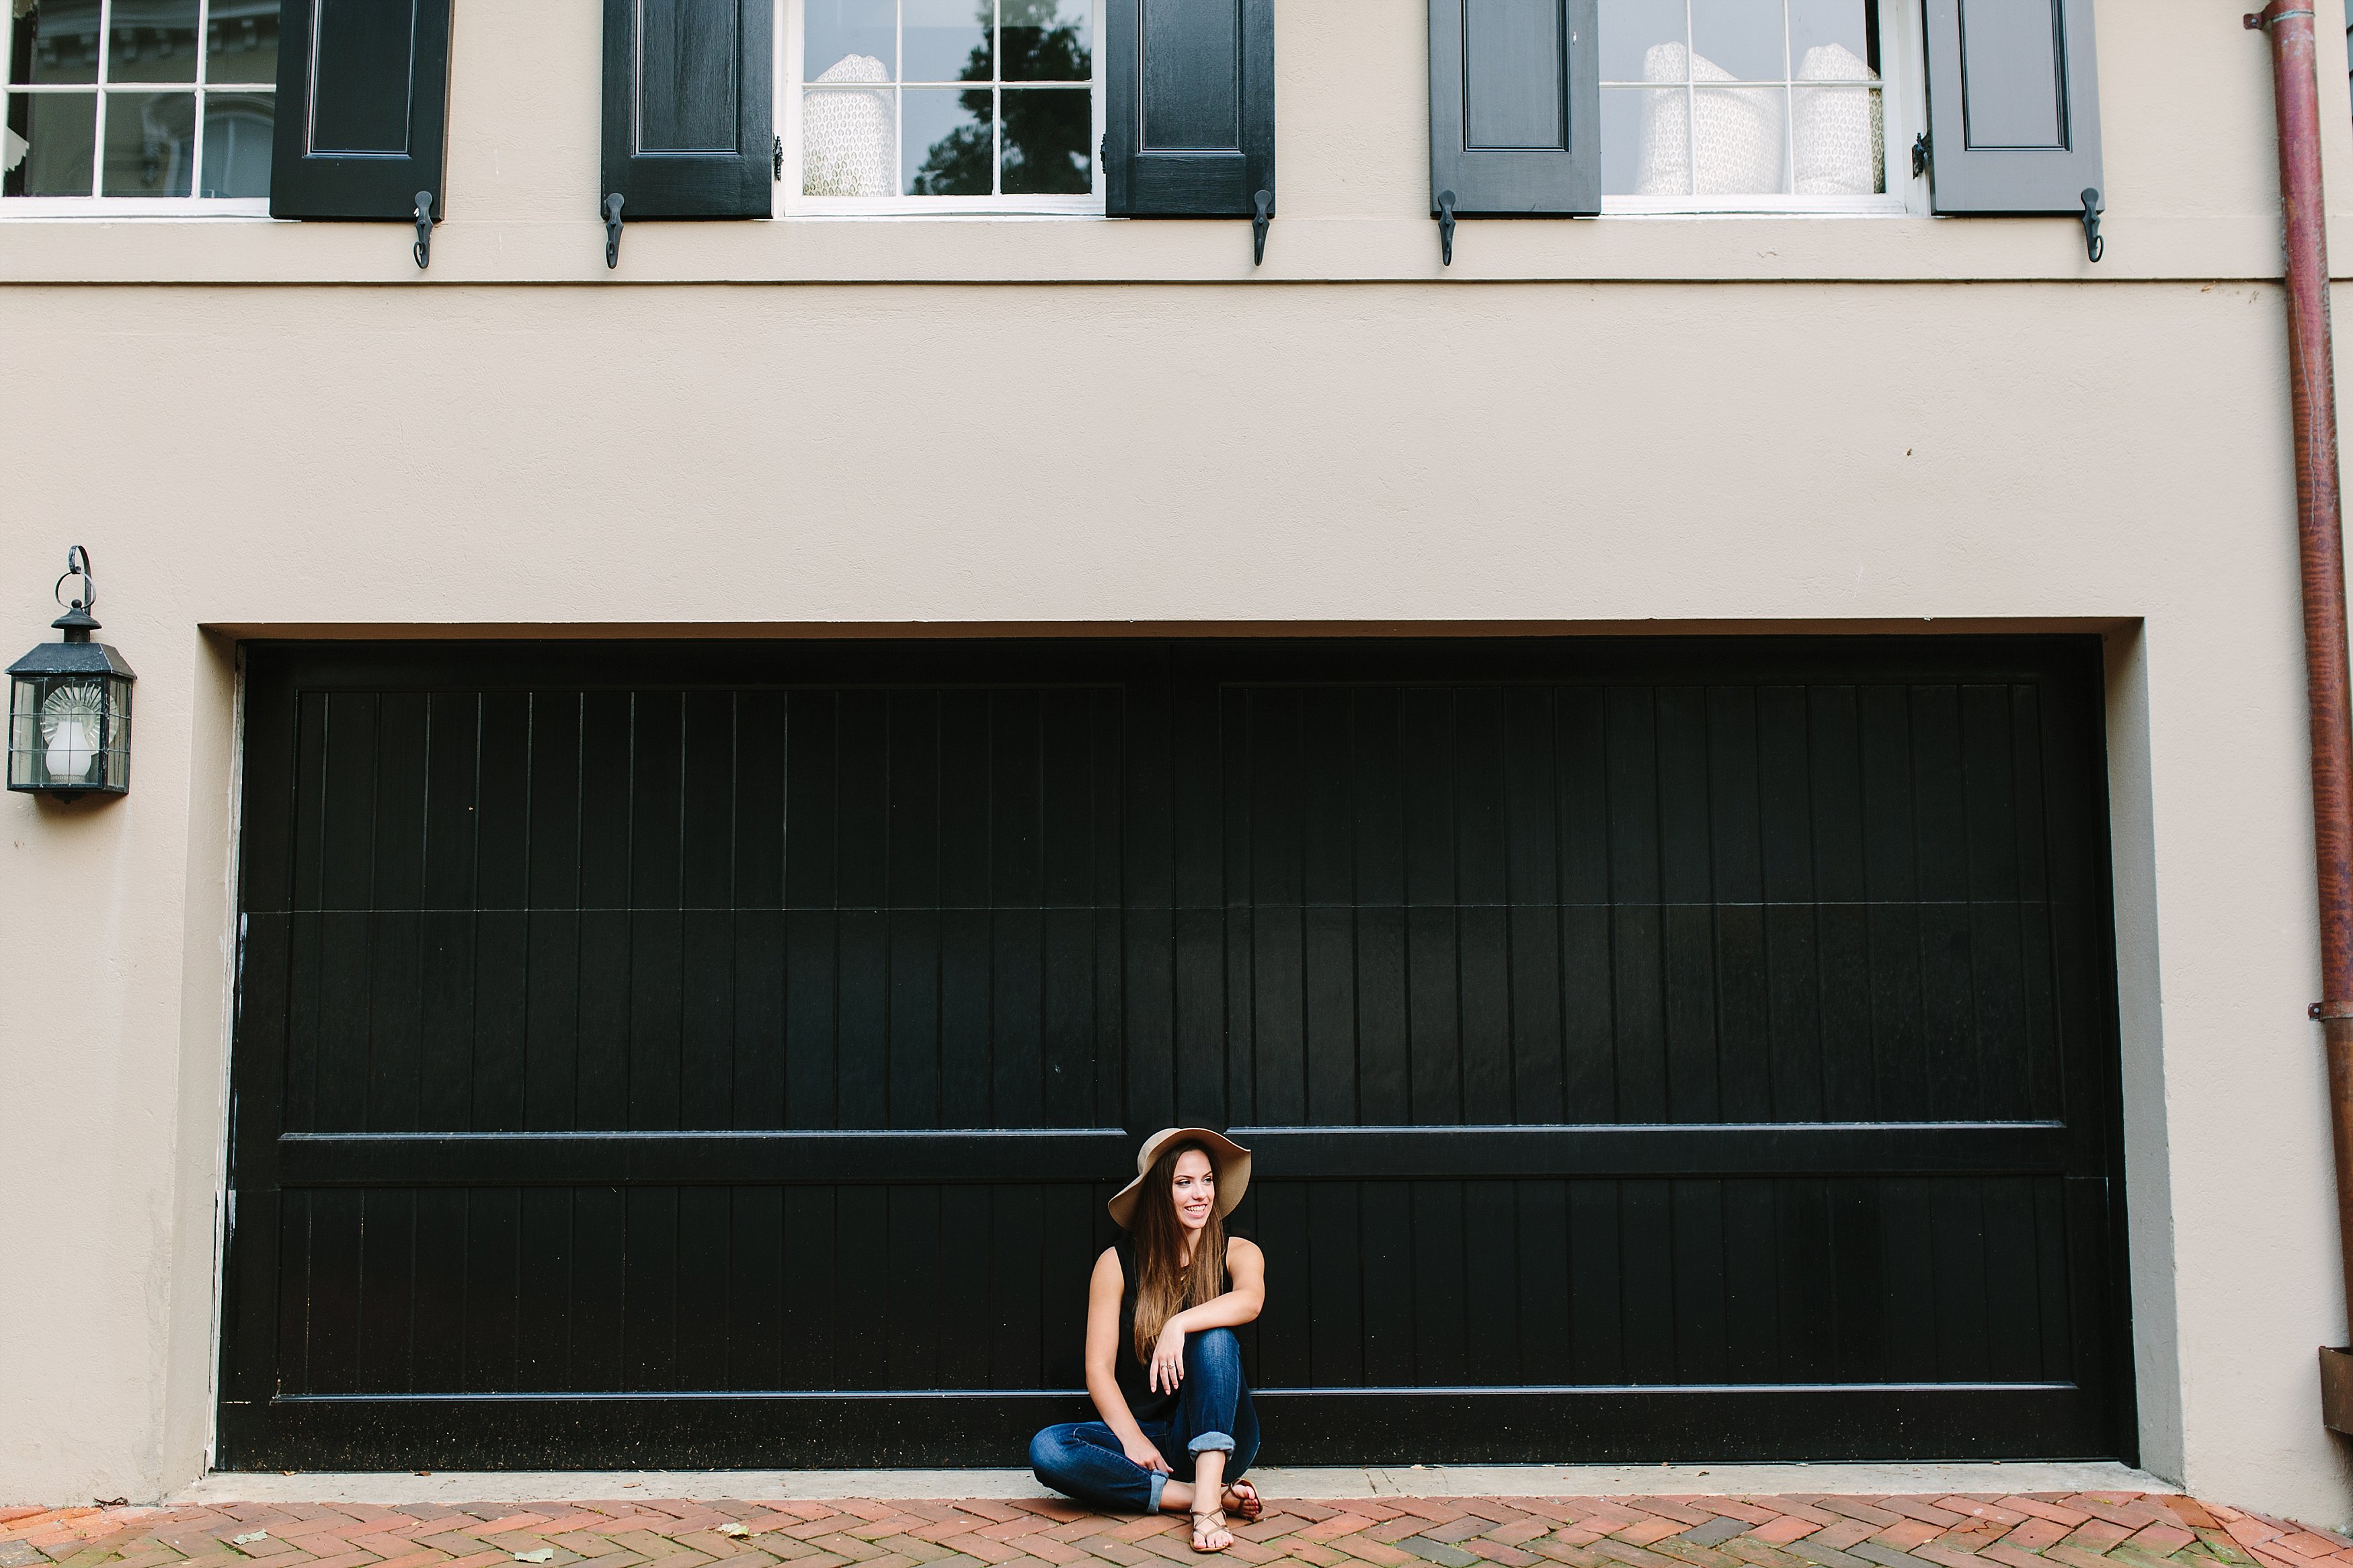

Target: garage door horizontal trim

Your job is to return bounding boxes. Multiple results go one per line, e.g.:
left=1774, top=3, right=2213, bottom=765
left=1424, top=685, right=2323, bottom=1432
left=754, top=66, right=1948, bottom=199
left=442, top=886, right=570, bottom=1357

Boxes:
left=1241, top=1124, right=2067, bottom=1178
left=273, top=1129, right=1132, bottom=1186
left=270, top=1122, right=2067, bottom=1186
left=214, top=1385, right=2110, bottom=1469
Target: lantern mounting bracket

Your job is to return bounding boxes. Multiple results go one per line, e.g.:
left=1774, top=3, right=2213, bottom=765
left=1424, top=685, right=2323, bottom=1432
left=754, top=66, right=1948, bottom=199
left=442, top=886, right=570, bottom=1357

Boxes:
left=54, top=546, right=94, bottom=614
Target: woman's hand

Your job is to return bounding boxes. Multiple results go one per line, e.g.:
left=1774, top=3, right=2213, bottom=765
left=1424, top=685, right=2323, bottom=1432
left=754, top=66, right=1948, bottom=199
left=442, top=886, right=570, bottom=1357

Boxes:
left=1150, top=1321, right=1188, bottom=1393
left=1122, top=1433, right=1171, bottom=1473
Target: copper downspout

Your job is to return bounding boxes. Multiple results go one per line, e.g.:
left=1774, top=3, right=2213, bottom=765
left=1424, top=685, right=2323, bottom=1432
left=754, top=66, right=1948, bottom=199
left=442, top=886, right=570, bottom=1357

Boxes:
left=2247, top=0, right=2353, bottom=1433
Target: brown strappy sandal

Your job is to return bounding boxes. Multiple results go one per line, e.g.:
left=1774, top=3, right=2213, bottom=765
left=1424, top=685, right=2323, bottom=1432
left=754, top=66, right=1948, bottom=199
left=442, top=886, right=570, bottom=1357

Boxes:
left=1224, top=1481, right=1263, bottom=1522
left=1190, top=1509, right=1233, bottom=1553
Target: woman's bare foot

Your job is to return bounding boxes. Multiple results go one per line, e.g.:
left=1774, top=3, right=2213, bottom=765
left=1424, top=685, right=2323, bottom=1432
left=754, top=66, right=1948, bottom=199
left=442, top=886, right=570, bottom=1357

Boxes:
left=1190, top=1510, right=1233, bottom=1553
left=1224, top=1481, right=1262, bottom=1522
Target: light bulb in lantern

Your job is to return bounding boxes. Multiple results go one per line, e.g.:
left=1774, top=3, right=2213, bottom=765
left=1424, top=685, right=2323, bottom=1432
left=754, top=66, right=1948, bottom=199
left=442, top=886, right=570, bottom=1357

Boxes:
left=40, top=684, right=103, bottom=784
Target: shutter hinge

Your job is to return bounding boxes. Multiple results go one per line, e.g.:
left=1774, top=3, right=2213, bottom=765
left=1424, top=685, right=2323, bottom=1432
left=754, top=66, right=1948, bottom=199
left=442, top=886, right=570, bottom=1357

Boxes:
left=603, top=192, right=625, bottom=270
left=1910, top=132, right=1931, bottom=179
left=412, top=190, right=434, bottom=270
left=773, top=136, right=784, bottom=181
left=2079, top=188, right=2104, bottom=263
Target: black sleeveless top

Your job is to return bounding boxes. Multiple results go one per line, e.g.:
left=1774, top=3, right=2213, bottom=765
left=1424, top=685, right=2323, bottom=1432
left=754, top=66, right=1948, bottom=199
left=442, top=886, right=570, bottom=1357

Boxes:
left=1109, top=1234, right=1240, bottom=1425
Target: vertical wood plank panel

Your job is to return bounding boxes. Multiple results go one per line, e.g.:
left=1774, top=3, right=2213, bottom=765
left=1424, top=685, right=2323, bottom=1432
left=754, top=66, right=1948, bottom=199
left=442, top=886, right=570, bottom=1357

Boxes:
left=1409, top=1182, right=1466, bottom=1385
left=1618, top=1180, right=1676, bottom=1383
left=409, top=1189, right=466, bottom=1391
left=355, top=1190, right=417, bottom=1392
left=569, top=1185, right=625, bottom=1391
left=463, top=1187, right=522, bottom=1392
left=781, top=1188, right=839, bottom=1389
left=887, top=1187, right=943, bottom=1389
left=517, top=1187, right=573, bottom=1391
left=1463, top=1181, right=1519, bottom=1384
left=1306, top=1183, right=1365, bottom=1386
left=728, top=1186, right=785, bottom=1391
left=1359, top=1181, right=1415, bottom=1385
left=623, top=1188, right=678, bottom=1391
left=939, top=1184, right=993, bottom=1389
left=1515, top=1180, right=1570, bottom=1385
left=676, top=1188, right=731, bottom=1389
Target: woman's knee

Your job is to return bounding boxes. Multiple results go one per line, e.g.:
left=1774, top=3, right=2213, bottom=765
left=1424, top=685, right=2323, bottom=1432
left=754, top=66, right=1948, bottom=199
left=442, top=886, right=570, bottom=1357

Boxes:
left=1187, top=1327, right=1241, bottom=1368
left=1028, top=1426, right=1074, bottom=1480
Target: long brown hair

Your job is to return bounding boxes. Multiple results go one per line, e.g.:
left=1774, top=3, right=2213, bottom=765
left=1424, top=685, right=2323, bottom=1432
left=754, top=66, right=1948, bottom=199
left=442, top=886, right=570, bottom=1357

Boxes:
left=1129, top=1141, right=1227, bottom=1362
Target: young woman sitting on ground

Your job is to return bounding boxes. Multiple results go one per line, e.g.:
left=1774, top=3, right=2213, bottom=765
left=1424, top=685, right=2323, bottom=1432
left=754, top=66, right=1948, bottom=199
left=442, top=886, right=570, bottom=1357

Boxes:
left=1028, top=1128, right=1267, bottom=1553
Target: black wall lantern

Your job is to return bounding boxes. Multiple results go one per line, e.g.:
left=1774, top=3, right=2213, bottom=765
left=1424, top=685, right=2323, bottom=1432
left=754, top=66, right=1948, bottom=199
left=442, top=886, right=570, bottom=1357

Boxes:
left=7, top=548, right=135, bottom=800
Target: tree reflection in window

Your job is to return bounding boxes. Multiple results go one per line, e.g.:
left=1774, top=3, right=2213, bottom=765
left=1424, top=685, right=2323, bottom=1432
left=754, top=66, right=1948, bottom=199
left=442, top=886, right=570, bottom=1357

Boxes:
left=908, top=0, right=1090, bottom=197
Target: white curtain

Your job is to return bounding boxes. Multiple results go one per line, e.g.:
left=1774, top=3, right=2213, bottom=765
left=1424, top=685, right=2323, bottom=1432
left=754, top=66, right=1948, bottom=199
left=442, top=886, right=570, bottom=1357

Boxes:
left=1635, top=40, right=1881, bottom=198
left=1792, top=43, right=1883, bottom=196
left=1636, top=42, right=1783, bottom=197
left=803, top=53, right=894, bottom=198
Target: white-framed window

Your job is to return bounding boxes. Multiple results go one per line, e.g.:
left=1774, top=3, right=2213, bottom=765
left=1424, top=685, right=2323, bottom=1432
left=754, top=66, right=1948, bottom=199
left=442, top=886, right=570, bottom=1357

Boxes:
left=781, top=0, right=1102, bottom=216
left=3, top=0, right=275, bottom=212
left=1599, top=0, right=1910, bottom=214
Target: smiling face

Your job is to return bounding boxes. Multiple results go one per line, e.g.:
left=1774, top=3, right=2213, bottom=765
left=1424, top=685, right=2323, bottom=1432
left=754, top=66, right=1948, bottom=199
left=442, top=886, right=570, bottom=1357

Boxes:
left=1169, top=1147, right=1217, bottom=1234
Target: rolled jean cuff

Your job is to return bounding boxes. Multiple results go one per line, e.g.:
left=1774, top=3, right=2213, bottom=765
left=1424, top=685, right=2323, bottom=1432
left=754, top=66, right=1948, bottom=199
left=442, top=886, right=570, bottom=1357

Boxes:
left=1187, top=1430, right=1236, bottom=1454
left=1148, top=1471, right=1168, bottom=1512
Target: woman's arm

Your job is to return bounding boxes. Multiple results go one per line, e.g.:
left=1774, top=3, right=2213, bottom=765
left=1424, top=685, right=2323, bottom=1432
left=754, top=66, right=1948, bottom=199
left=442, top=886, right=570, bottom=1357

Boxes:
left=1084, top=1246, right=1170, bottom=1473
left=1146, top=1238, right=1267, bottom=1393
left=1172, top=1237, right=1266, bottom=1332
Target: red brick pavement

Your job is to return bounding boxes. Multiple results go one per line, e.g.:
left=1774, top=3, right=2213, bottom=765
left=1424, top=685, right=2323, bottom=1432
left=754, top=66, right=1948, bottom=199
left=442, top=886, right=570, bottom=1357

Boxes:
left=0, top=1492, right=2334, bottom=1568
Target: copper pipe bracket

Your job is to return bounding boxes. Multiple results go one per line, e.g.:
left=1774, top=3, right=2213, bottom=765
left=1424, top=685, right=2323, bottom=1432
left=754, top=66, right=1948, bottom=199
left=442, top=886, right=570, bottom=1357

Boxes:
left=2313, top=1001, right=2353, bottom=1020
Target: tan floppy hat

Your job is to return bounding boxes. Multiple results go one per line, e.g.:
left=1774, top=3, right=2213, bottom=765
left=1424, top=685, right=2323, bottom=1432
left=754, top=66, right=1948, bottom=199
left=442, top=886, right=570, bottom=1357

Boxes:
left=1107, top=1127, right=1253, bottom=1229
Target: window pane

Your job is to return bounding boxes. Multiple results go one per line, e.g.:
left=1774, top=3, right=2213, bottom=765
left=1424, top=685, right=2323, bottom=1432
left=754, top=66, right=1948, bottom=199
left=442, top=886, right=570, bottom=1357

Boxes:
left=1691, top=85, right=1785, bottom=192
left=1000, top=86, right=1086, bottom=192
left=905, top=0, right=988, bottom=82
left=804, top=81, right=895, bottom=195
left=1003, top=0, right=1088, bottom=81
left=100, top=87, right=192, bottom=194
left=206, top=0, right=280, bottom=85
left=1793, top=81, right=1880, bottom=193
left=1690, top=0, right=1785, bottom=80
left=200, top=88, right=272, bottom=195
left=109, top=0, right=200, bottom=83
left=1599, top=0, right=1685, bottom=83
left=806, top=0, right=895, bottom=80
left=903, top=84, right=989, bottom=193
left=13, top=0, right=101, bottom=84
left=1790, top=0, right=1870, bottom=68
left=4, top=91, right=96, bottom=193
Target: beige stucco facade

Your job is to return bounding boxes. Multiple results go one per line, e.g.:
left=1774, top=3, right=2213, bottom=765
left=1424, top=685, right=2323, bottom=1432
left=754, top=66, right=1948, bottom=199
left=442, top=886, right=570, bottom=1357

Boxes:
left=5, top=0, right=2353, bottom=1525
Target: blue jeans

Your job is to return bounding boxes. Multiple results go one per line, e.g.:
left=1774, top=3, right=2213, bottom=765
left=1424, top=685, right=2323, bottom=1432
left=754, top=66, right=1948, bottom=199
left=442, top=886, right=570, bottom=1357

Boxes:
left=1029, top=1327, right=1261, bottom=1514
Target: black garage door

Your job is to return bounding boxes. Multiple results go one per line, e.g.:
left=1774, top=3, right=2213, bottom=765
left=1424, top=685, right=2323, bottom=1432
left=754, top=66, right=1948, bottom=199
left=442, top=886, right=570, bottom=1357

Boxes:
left=218, top=636, right=2132, bottom=1470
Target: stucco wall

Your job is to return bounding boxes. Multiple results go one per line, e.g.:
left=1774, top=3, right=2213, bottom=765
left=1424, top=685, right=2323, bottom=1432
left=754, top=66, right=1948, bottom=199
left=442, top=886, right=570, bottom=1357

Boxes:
left=3, top=0, right=2352, bottom=1528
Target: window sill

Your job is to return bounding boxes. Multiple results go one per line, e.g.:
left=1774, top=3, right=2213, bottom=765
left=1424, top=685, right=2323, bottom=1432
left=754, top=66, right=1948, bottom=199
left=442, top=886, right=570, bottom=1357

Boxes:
left=0, top=198, right=275, bottom=219
left=781, top=204, right=1107, bottom=220
left=1599, top=196, right=1911, bottom=218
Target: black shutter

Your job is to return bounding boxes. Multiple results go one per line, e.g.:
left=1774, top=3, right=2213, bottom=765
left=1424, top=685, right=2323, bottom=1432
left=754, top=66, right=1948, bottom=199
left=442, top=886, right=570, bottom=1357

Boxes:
left=1428, top=0, right=1599, bottom=216
left=269, top=0, right=452, bottom=220
left=1921, top=0, right=2102, bottom=213
left=1103, top=0, right=1275, bottom=217
left=602, top=0, right=774, bottom=218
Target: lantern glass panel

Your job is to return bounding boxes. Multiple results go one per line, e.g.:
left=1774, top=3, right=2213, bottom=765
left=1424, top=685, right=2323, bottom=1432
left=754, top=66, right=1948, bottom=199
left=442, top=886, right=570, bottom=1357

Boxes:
left=7, top=673, right=131, bottom=792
